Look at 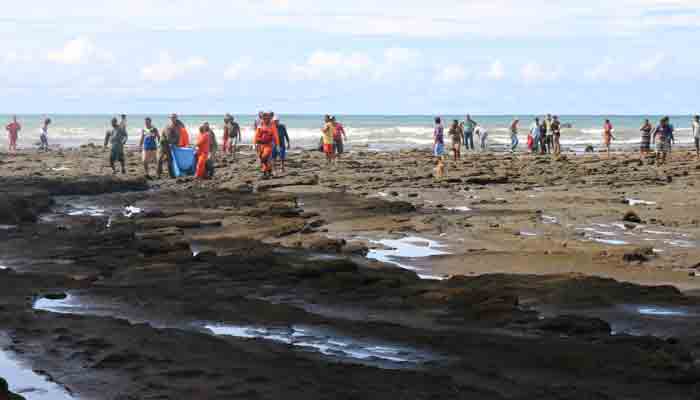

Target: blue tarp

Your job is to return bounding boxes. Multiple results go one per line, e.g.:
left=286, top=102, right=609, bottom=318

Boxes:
left=171, top=147, right=195, bottom=177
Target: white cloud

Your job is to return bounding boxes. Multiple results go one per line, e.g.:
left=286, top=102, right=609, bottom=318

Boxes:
left=486, top=60, right=505, bottom=80
left=141, top=52, right=207, bottom=82
left=584, top=58, right=615, bottom=81
left=47, top=37, right=113, bottom=65
left=224, top=57, right=252, bottom=80
left=639, top=53, right=665, bottom=75
left=434, top=64, right=469, bottom=83
left=521, top=62, right=561, bottom=83
left=290, top=48, right=419, bottom=81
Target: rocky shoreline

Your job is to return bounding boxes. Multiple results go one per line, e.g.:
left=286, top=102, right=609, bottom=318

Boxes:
left=2, top=146, right=700, bottom=399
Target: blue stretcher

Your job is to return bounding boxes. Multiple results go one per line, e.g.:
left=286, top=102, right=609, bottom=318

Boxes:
left=170, top=146, right=195, bottom=177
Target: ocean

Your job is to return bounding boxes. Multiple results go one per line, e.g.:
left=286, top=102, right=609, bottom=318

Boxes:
left=1, top=114, right=696, bottom=152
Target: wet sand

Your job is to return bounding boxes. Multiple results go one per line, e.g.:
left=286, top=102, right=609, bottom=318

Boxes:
left=2, top=146, right=700, bottom=399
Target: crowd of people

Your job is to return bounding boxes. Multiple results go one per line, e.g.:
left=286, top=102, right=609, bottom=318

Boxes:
left=5, top=113, right=700, bottom=179
left=431, top=114, right=700, bottom=166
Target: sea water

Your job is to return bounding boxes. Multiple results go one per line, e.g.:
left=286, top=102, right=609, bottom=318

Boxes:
left=1, top=114, right=696, bottom=151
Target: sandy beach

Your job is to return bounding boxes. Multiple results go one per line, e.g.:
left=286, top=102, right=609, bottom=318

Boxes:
left=2, top=146, right=700, bottom=399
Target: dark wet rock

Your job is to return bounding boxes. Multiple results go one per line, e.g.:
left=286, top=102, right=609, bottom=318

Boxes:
left=585, top=145, right=595, bottom=153
left=535, top=315, right=612, bottom=336
left=0, top=378, right=26, bottom=400
left=623, top=247, right=655, bottom=263
left=623, top=211, right=642, bottom=223
left=341, top=241, right=369, bottom=256
left=43, top=293, right=68, bottom=301
left=291, top=259, right=359, bottom=278
left=464, top=175, right=509, bottom=185
left=218, top=182, right=254, bottom=193
left=0, top=190, right=52, bottom=224
left=255, top=175, right=319, bottom=192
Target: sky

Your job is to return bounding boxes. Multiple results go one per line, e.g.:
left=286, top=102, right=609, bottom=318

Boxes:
left=1, top=0, right=699, bottom=115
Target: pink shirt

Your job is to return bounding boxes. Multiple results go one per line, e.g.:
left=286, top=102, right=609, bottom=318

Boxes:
left=6, top=122, right=20, bottom=137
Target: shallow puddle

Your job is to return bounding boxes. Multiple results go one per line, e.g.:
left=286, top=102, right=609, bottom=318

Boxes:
left=34, top=295, right=440, bottom=370
left=576, top=222, right=696, bottom=249
left=0, top=348, right=74, bottom=399
left=366, top=236, right=449, bottom=280
left=206, top=324, right=438, bottom=367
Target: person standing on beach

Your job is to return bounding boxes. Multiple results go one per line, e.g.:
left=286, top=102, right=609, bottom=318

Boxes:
left=603, top=119, right=614, bottom=158
left=255, top=112, right=280, bottom=178
left=448, top=119, right=462, bottom=161
left=654, top=117, right=674, bottom=166
left=463, top=115, right=477, bottom=151
left=530, top=118, right=541, bottom=154
left=223, top=114, right=240, bottom=155
left=640, top=119, right=653, bottom=156
left=157, top=114, right=179, bottom=178
left=104, top=117, right=128, bottom=174
left=321, top=115, right=335, bottom=164
left=175, top=116, right=190, bottom=147
left=510, top=118, right=519, bottom=153
left=551, top=116, right=561, bottom=155
left=693, top=115, right=700, bottom=159
left=5, top=116, right=21, bottom=154
left=433, top=117, right=445, bottom=158
left=539, top=117, right=548, bottom=154
left=195, top=123, right=211, bottom=179
left=544, top=114, right=553, bottom=154
left=139, top=117, right=159, bottom=178
left=332, top=117, right=347, bottom=159
left=273, top=116, right=291, bottom=172
left=475, top=125, right=489, bottom=151
left=119, top=114, right=128, bottom=130
left=39, top=118, right=51, bottom=152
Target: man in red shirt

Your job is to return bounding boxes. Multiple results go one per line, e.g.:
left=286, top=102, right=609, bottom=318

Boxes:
left=332, top=116, right=347, bottom=159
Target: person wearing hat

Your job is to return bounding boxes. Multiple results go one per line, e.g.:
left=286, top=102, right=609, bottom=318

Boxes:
left=254, top=111, right=280, bottom=178
left=272, top=116, right=291, bottom=172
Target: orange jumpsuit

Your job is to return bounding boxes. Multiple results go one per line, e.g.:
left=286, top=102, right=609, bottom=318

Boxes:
left=195, top=131, right=210, bottom=178
left=254, top=122, right=280, bottom=173
left=178, top=126, right=190, bottom=147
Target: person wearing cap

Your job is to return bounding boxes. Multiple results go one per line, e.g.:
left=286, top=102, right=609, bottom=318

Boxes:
left=104, top=117, right=128, bottom=174
left=272, top=116, right=291, bottom=172
left=254, top=111, right=280, bottom=178
left=139, top=117, right=160, bottom=178
left=332, top=116, right=347, bottom=159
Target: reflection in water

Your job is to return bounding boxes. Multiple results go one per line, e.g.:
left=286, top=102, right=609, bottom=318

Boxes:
left=206, top=324, right=438, bottom=367
left=0, top=349, right=74, bottom=399
left=366, top=236, right=449, bottom=280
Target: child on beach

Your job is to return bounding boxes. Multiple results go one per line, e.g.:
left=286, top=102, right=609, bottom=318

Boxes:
left=5, top=116, right=21, bottom=154
left=433, top=117, right=445, bottom=158
left=139, top=117, right=159, bottom=178
left=603, top=119, right=615, bottom=158
left=448, top=120, right=462, bottom=161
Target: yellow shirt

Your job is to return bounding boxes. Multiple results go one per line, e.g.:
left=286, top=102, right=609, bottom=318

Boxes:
left=322, top=122, right=335, bottom=145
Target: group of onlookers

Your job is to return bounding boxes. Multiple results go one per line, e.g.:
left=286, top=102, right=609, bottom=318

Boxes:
left=434, top=115, right=489, bottom=161
left=4, top=115, right=51, bottom=154
left=319, top=115, right=347, bottom=164
left=526, top=114, right=562, bottom=155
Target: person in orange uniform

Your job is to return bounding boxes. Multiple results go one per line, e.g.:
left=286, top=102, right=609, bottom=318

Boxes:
left=254, top=111, right=279, bottom=179
left=195, top=123, right=211, bottom=179
left=172, top=114, right=189, bottom=147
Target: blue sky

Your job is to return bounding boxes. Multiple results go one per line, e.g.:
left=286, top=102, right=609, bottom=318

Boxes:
left=1, top=0, right=698, bottom=114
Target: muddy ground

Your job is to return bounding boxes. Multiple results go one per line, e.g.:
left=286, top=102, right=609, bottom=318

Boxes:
left=2, top=146, right=700, bottom=399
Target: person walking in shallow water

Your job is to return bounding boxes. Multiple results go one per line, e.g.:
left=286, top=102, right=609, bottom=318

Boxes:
left=104, top=117, right=128, bottom=174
